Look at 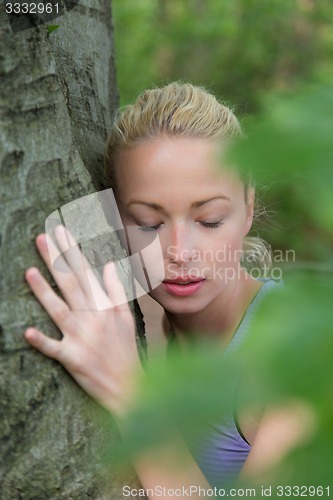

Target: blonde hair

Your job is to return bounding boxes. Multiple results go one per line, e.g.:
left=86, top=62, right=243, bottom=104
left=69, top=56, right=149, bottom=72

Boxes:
left=104, top=82, right=271, bottom=272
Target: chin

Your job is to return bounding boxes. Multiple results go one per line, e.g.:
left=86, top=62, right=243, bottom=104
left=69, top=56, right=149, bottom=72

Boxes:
left=149, top=290, right=210, bottom=315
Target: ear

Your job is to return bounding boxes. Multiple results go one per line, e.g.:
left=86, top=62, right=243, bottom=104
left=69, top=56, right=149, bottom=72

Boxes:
left=243, top=187, right=255, bottom=236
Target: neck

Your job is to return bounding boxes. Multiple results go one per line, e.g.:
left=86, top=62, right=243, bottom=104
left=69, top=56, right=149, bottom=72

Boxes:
left=165, top=270, right=263, bottom=347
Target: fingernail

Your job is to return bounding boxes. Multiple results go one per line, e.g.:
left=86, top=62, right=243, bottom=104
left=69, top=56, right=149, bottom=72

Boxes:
left=25, top=328, right=37, bottom=341
left=36, top=233, right=46, bottom=247
left=25, top=267, right=39, bottom=280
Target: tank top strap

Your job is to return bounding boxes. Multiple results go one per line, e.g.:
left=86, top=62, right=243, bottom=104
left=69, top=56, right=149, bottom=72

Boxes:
left=226, top=278, right=283, bottom=354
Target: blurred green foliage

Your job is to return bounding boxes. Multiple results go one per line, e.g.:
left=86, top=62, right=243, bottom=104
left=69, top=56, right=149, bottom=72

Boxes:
left=231, top=85, right=333, bottom=266
left=118, top=275, right=333, bottom=493
left=110, top=87, right=333, bottom=493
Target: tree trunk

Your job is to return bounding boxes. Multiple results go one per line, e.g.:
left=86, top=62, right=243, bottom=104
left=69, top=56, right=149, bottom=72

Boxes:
left=0, top=2, right=144, bottom=498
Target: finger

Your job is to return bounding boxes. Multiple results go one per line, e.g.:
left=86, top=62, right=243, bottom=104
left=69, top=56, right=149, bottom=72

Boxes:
left=35, top=233, right=89, bottom=311
left=54, top=225, right=94, bottom=283
left=54, top=226, right=112, bottom=311
left=25, top=267, right=77, bottom=332
left=103, top=262, right=129, bottom=310
left=25, top=327, right=61, bottom=360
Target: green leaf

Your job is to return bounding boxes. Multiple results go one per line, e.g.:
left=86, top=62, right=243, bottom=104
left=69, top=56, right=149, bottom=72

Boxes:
left=47, top=25, right=60, bottom=35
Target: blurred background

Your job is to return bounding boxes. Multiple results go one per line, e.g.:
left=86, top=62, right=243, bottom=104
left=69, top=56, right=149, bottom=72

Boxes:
left=112, top=0, right=332, bottom=262
left=113, top=0, right=333, bottom=111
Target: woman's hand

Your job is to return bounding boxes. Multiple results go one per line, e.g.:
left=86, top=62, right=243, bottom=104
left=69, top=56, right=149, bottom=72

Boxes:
left=24, top=225, right=143, bottom=417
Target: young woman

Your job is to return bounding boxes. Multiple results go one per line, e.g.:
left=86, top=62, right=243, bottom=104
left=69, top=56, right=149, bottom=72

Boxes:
left=24, top=83, right=294, bottom=496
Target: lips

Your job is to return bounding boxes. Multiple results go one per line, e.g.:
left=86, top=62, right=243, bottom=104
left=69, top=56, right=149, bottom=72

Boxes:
left=162, top=277, right=206, bottom=297
left=163, top=276, right=204, bottom=284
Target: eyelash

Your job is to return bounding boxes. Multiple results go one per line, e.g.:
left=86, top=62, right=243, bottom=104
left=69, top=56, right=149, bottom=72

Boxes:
left=137, top=220, right=224, bottom=232
left=200, top=220, right=224, bottom=229
left=137, top=224, right=163, bottom=232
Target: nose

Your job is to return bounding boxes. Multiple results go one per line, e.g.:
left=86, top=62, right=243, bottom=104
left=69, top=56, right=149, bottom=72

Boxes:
left=165, top=222, right=198, bottom=265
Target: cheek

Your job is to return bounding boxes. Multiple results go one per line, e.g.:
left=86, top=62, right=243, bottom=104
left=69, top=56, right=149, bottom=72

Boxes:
left=203, top=225, right=244, bottom=269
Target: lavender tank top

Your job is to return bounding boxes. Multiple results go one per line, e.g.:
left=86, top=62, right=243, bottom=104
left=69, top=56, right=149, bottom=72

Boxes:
left=168, top=278, right=283, bottom=488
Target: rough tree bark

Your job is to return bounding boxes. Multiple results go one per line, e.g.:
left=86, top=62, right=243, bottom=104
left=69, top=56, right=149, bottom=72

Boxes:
left=0, top=2, right=145, bottom=498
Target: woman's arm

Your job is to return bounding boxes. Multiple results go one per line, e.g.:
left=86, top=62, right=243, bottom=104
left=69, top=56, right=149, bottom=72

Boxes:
left=239, top=402, right=315, bottom=481
left=118, top=430, right=211, bottom=500
left=24, top=228, right=210, bottom=499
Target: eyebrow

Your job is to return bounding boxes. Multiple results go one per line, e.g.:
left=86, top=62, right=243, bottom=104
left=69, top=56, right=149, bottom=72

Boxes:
left=191, top=196, right=231, bottom=208
left=126, top=196, right=231, bottom=211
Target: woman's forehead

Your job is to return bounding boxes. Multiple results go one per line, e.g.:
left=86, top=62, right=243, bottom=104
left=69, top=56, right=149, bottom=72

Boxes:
left=114, top=136, right=242, bottom=192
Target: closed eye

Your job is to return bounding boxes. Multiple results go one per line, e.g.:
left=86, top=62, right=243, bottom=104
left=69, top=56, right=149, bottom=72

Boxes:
left=136, top=220, right=224, bottom=231
left=137, top=223, right=163, bottom=232
left=200, top=220, right=224, bottom=229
